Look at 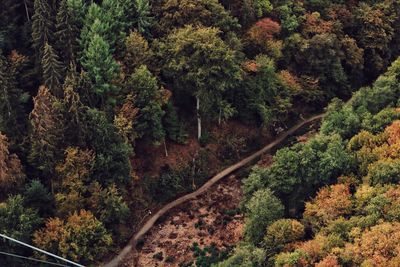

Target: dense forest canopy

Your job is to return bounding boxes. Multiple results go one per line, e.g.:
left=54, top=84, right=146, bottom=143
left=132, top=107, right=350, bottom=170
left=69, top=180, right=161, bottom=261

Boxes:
left=2, top=0, right=400, bottom=265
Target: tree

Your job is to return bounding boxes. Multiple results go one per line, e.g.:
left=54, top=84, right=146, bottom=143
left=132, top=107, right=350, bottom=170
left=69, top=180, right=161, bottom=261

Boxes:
left=32, top=0, right=55, bottom=58
left=0, top=133, right=25, bottom=193
left=0, top=0, right=21, bottom=51
left=133, top=0, right=153, bottom=37
left=355, top=3, right=395, bottom=79
left=126, top=65, right=166, bottom=145
left=123, top=31, right=151, bottom=74
left=160, top=25, right=242, bottom=139
left=253, top=0, right=273, bottom=18
left=0, top=195, right=42, bottom=245
left=163, top=101, right=188, bottom=144
left=244, top=188, right=284, bottom=244
left=157, top=0, right=240, bottom=36
left=81, top=33, right=120, bottom=108
left=114, top=94, right=139, bottom=144
left=88, top=182, right=129, bottom=228
left=215, top=244, right=266, bottom=267
left=42, top=43, right=64, bottom=97
left=54, top=147, right=95, bottom=216
left=243, top=134, right=353, bottom=213
left=236, top=55, right=292, bottom=127
left=24, top=180, right=53, bottom=216
left=84, top=108, right=132, bottom=186
left=0, top=54, right=28, bottom=145
left=263, top=219, right=305, bottom=253
left=29, top=86, right=64, bottom=180
left=55, top=0, right=83, bottom=66
left=33, top=210, right=112, bottom=263
left=304, top=184, right=353, bottom=231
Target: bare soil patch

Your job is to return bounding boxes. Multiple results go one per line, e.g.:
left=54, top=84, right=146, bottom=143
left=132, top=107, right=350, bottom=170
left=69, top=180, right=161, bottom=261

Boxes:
left=124, top=175, right=244, bottom=267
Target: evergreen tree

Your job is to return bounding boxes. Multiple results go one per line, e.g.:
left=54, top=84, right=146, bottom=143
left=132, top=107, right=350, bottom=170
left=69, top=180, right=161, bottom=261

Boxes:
left=126, top=65, right=165, bottom=145
left=0, top=0, right=21, bottom=51
left=133, top=0, right=153, bottom=37
left=81, top=34, right=120, bottom=108
left=29, top=86, right=64, bottom=181
left=42, top=43, right=64, bottom=97
left=56, top=0, right=81, bottom=66
left=0, top=54, right=28, bottom=145
left=32, top=0, right=56, bottom=58
left=84, top=108, right=132, bottom=186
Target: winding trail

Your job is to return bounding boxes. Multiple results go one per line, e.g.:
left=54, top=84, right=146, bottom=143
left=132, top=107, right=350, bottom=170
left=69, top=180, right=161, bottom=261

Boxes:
left=103, top=113, right=325, bottom=267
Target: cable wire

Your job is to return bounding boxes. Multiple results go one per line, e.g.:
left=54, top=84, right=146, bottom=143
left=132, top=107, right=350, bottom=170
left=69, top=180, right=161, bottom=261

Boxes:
left=0, top=251, right=71, bottom=267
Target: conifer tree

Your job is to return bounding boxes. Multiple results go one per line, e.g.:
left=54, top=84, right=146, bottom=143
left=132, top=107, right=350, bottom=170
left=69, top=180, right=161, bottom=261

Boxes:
left=0, top=0, right=21, bottom=51
left=133, top=0, right=153, bottom=37
left=81, top=34, right=120, bottom=108
left=56, top=0, right=80, bottom=66
left=32, top=0, right=56, bottom=58
left=126, top=65, right=165, bottom=145
left=29, top=86, right=64, bottom=181
left=0, top=54, right=28, bottom=146
left=42, top=43, right=64, bottom=97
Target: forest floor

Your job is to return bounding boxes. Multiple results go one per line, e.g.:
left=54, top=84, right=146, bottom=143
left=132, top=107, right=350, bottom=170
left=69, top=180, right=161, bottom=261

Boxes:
left=124, top=173, right=246, bottom=267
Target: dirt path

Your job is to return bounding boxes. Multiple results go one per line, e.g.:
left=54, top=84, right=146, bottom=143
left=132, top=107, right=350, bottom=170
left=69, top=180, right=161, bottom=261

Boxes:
left=103, top=114, right=325, bottom=267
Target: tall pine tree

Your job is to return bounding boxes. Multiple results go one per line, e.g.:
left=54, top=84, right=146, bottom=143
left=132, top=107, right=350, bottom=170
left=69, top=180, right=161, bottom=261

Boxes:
left=81, top=34, right=119, bottom=108
left=32, top=0, right=56, bottom=59
left=42, top=43, right=64, bottom=97
left=0, top=54, right=28, bottom=146
left=55, top=0, right=79, bottom=66
left=29, top=86, right=64, bottom=182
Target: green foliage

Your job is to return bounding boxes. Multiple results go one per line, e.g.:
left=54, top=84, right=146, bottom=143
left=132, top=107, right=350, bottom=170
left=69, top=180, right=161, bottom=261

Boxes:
left=157, top=0, right=240, bottom=36
left=0, top=195, right=42, bottom=244
left=33, top=210, right=112, bottom=263
left=367, top=159, right=400, bottom=185
left=0, top=0, right=21, bottom=51
left=32, top=0, right=55, bottom=58
left=163, top=101, right=188, bottom=144
left=235, top=55, right=292, bottom=126
left=160, top=25, right=242, bottom=137
left=56, top=0, right=83, bottom=65
left=42, top=43, right=64, bottom=97
left=133, top=0, right=153, bottom=37
left=126, top=65, right=165, bottom=145
left=81, top=33, right=120, bottom=108
left=215, top=244, right=266, bottom=267
left=0, top=54, right=28, bottom=145
left=244, top=134, right=353, bottom=210
left=263, top=219, right=304, bottom=253
left=244, top=188, right=284, bottom=244
left=84, top=108, right=132, bottom=186
left=24, top=180, right=53, bottom=216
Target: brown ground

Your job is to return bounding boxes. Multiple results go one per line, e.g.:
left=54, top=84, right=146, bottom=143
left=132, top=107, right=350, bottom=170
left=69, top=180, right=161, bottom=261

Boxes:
left=124, top=174, right=245, bottom=267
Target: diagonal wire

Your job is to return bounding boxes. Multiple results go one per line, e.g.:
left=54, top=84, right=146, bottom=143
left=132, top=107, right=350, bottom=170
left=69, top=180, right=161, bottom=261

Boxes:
left=0, top=251, right=71, bottom=266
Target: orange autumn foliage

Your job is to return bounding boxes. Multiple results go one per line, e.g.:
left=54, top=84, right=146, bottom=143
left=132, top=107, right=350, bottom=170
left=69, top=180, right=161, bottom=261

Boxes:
left=248, top=18, right=281, bottom=46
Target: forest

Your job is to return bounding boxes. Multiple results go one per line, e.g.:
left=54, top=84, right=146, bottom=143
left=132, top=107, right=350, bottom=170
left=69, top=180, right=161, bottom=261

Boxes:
left=2, top=0, right=400, bottom=266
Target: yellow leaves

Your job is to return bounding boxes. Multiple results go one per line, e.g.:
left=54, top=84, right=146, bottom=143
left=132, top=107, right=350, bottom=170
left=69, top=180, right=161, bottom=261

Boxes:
left=304, top=184, right=353, bottom=229
left=114, top=94, right=139, bottom=143
left=353, top=222, right=400, bottom=266
left=279, top=70, right=302, bottom=93
left=0, top=133, right=25, bottom=191
left=33, top=210, right=112, bottom=263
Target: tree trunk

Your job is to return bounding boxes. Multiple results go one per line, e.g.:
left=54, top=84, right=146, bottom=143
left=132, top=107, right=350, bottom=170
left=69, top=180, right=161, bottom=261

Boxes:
left=218, top=107, right=222, bottom=126
left=197, top=96, right=202, bottom=140
left=163, top=140, right=168, bottom=157
left=24, top=0, right=30, bottom=21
